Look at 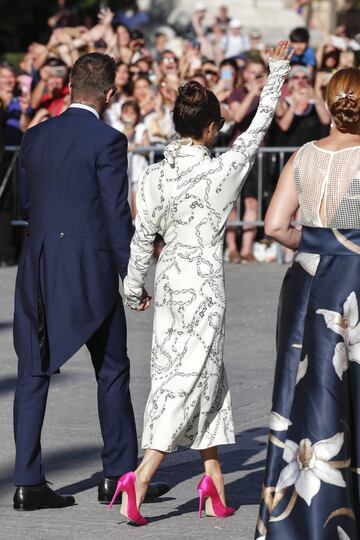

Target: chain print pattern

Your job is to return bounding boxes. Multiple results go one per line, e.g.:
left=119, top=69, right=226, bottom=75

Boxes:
left=123, top=58, right=290, bottom=452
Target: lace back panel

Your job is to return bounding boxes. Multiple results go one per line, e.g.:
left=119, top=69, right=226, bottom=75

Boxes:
left=294, top=142, right=360, bottom=228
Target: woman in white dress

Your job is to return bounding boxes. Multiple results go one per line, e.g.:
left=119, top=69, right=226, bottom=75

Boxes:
left=109, top=41, right=292, bottom=526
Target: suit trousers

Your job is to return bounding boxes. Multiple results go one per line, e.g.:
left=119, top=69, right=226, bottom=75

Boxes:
left=13, top=297, right=138, bottom=485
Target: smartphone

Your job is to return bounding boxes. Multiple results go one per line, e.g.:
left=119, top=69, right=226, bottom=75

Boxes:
left=52, top=66, right=67, bottom=77
left=220, top=68, right=233, bottom=90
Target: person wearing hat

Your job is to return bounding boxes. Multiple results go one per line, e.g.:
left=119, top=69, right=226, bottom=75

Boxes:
left=221, top=19, right=250, bottom=59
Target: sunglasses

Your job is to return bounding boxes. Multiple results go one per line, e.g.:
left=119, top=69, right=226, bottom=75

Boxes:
left=161, top=57, right=177, bottom=64
left=292, top=75, right=309, bottom=80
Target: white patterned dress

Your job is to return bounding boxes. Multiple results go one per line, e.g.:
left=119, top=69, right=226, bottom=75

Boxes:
left=123, top=58, right=290, bottom=452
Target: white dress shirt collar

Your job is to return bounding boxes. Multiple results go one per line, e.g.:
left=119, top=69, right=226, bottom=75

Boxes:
left=69, top=103, right=99, bottom=119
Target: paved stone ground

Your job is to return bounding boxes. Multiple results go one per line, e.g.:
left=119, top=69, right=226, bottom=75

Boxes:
left=0, top=263, right=287, bottom=540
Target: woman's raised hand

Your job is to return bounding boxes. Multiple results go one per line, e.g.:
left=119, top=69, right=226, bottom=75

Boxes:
left=270, top=40, right=294, bottom=62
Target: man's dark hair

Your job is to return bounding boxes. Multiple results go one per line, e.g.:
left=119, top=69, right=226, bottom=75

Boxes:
left=70, top=53, right=116, bottom=105
left=289, top=27, right=310, bottom=44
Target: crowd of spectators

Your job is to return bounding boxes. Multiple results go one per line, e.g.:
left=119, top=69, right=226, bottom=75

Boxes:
left=0, top=0, right=360, bottom=265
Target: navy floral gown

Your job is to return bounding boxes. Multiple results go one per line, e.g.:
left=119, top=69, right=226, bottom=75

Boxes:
left=255, top=142, right=360, bottom=540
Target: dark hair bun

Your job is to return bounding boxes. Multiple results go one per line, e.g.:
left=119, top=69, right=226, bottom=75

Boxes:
left=330, top=93, right=360, bottom=131
left=178, top=81, right=208, bottom=106
left=173, top=81, right=221, bottom=140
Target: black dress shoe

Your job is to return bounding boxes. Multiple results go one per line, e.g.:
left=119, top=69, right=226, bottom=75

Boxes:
left=98, top=476, right=170, bottom=504
left=13, top=484, right=75, bottom=510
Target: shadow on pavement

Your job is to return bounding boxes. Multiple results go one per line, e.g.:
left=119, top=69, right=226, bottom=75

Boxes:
left=0, top=375, right=17, bottom=394
left=56, top=426, right=267, bottom=512
left=0, top=371, right=80, bottom=395
left=0, top=444, right=102, bottom=496
left=0, top=321, right=12, bottom=332
left=0, top=425, right=267, bottom=521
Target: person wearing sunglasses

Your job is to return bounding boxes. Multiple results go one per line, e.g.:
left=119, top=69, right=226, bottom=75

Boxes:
left=274, top=65, right=331, bottom=149
left=158, top=50, right=179, bottom=77
left=115, top=41, right=293, bottom=527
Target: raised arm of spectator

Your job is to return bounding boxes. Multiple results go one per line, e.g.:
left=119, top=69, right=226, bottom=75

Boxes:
left=313, top=94, right=331, bottom=125
left=276, top=99, right=297, bottom=132
left=30, top=66, right=51, bottom=110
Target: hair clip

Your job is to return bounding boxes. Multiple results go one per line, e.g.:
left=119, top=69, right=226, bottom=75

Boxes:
left=334, top=89, right=356, bottom=102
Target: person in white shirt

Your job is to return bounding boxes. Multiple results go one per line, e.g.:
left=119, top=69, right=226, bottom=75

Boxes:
left=221, top=19, right=250, bottom=59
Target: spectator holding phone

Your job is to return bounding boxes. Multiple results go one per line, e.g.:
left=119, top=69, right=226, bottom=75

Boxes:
left=30, top=59, right=69, bottom=117
left=273, top=65, right=330, bottom=148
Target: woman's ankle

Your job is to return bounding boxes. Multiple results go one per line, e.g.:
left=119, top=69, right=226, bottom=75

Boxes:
left=204, top=469, right=223, bottom=482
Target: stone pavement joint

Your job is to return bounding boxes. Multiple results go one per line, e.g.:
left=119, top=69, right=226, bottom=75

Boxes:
left=0, top=263, right=287, bottom=539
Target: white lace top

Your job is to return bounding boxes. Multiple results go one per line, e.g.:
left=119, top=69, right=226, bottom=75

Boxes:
left=294, top=142, right=360, bottom=228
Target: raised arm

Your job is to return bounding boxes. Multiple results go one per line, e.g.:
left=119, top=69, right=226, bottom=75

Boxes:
left=231, top=41, right=292, bottom=162
left=214, top=41, right=292, bottom=202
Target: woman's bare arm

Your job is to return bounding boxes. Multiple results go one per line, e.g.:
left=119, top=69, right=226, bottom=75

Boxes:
left=264, top=152, right=301, bottom=250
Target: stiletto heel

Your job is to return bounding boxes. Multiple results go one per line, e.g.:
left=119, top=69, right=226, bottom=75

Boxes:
left=198, top=489, right=205, bottom=518
left=108, top=479, right=123, bottom=509
left=108, top=472, right=147, bottom=526
left=197, top=475, right=235, bottom=519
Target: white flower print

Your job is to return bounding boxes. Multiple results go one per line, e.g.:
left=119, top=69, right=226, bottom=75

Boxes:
left=294, top=252, right=320, bottom=276
left=275, top=432, right=346, bottom=506
left=337, top=526, right=350, bottom=540
left=317, top=292, right=360, bottom=380
left=269, top=411, right=292, bottom=431
left=296, top=355, right=308, bottom=385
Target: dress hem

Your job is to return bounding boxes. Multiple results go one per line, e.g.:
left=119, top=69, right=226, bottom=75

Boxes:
left=142, top=437, right=236, bottom=453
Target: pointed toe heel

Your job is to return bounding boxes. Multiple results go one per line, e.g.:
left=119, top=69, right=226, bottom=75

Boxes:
left=108, top=472, right=147, bottom=526
left=197, top=475, right=235, bottom=519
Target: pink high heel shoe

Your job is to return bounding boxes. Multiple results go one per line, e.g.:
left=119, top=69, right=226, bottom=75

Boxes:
left=197, top=475, right=235, bottom=518
left=108, top=471, right=148, bottom=526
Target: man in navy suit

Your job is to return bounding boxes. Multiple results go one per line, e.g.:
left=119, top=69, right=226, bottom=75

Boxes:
left=13, top=53, right=166, bottom=510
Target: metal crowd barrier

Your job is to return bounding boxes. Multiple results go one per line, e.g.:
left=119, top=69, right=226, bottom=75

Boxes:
left=2, top=144, right=298, bottom=229
left=127, top=145, right=299, bottom=227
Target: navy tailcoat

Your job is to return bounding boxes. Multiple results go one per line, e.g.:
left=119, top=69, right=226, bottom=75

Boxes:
left=14, top=107, right=133, bottom=376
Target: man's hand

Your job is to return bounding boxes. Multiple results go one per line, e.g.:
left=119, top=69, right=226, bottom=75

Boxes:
left=136, top=289, right=152, bottom=312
